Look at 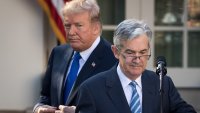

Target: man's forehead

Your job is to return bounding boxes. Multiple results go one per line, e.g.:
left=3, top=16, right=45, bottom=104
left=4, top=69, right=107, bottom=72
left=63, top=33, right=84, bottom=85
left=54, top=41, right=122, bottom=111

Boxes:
left=122, top=42, right=149, bottom=51
left=64, top=12, right=90, bottom=20
left=123, top=47, right=149, bottom=52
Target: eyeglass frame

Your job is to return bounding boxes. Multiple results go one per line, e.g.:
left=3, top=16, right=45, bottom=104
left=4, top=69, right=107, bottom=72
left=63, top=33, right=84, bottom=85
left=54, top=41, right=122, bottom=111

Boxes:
left=116, top=46, right=151, bottom=61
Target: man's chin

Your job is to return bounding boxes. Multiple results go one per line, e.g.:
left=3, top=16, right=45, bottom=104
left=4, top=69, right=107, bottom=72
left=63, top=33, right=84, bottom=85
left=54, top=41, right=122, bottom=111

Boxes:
left=70, top=44, right=80, bottom=50
left=131, top=66, right=142, bottom=70
left=71, top=44, right=86, bottom=52
left=131, top=68, right=142, bottom=75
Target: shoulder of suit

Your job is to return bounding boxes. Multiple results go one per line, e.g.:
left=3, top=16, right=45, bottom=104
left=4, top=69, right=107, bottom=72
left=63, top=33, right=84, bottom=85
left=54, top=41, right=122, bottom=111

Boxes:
left=82, top=68, right=110, bottom=85
left=143, top=70, right=158, bottom=80
left=52, top=44, right=72, bottom=52
left=54, top=44, right=70, bottom=49
left=98, top=38, right=115, bottom=55
left=100, top=37, right=112, bottom=47
left=143, top=69, right=171, bottom=81
left=83, top=66, right=116, bottom=85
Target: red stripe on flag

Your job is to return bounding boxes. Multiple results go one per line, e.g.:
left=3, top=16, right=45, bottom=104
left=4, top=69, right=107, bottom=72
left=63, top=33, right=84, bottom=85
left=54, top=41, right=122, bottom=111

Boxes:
left=38, top=0, right=69, bottom=44
left=64, top=0, right=70, bottom=3
left=46, top=0, right=66, bottom=43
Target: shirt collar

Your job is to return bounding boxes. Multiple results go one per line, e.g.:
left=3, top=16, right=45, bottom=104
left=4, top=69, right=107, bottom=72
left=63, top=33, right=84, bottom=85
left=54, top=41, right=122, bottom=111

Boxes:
left=117, top=64, right=142, bottom=89
left=135, top=74, right=142, bottom=88
left=79, top=36, right=100, bottom=61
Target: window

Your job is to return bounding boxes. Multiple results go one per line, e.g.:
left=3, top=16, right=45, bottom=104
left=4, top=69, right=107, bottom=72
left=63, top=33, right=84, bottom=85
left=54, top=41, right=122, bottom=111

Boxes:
left=155, top=31, right=183, bottom=67
left=188, top=31, right=200, bottom=67
left=155, top=0, right=200, bottom=67
left=97, top=0, right=125, bottom=44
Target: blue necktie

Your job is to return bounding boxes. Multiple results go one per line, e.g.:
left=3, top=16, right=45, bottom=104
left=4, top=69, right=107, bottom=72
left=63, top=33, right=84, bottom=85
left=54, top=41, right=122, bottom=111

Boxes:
left=64, top=52, right=81, bottom=103
left=130, top=81, right=142, bottom=113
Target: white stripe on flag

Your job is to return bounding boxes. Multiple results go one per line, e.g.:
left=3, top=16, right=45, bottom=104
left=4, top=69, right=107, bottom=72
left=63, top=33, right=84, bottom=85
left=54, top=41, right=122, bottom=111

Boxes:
left=51, top=0, right=65, bottom=18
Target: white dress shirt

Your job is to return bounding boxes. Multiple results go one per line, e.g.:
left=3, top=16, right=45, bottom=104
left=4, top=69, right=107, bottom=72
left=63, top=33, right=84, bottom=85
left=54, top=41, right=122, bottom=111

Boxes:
left=117, top=64, right=143, bottom=108
left=67, top=36, right=100, bottom=76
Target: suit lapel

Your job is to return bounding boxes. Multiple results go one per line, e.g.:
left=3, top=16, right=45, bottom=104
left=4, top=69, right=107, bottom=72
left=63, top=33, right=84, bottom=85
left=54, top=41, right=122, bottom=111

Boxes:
left=66, top=54, right=100, bottom=104
left=106, top=66, right=132, bottom=113
left=66, top=38, right=107, bottom=105
left=57, top=47, right=73, bottom=104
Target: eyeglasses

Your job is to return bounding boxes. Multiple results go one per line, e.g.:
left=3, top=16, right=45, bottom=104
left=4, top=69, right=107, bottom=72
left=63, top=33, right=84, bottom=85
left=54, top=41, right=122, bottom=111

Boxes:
left=116, top=46, right=151, bottom=61
left=121, top=53, right=151, bottom=61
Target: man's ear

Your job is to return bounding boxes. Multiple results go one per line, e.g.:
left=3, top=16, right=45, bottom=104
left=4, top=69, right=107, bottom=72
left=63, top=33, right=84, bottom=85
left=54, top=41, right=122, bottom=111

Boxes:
left=111, top=45, right=119, bottom=59
left=92, top=22, right=100, bottom=35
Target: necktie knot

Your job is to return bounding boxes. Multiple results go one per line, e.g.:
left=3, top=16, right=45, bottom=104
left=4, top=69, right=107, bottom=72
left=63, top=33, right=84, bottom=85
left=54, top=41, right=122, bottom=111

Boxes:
left=74, top=52, right=81, bottom=61
left=129, top=81, right=137, bottom=89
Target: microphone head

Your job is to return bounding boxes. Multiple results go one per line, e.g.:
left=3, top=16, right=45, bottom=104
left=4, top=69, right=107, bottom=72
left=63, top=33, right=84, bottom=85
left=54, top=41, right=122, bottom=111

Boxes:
left=156, top=56, right=167, bottom=67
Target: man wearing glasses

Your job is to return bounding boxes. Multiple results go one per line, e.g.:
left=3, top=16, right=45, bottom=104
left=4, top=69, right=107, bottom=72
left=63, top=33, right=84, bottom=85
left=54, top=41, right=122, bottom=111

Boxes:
left=75, top=19, right=196, bottom=113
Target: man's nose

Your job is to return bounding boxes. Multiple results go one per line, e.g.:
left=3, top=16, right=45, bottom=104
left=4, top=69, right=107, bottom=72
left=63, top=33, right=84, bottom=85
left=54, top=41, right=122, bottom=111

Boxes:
left=132, top=53, right=141, bottom=62
left=69, top=25, right=76, bottom=35
left=132, top=56, right=141, bottom=62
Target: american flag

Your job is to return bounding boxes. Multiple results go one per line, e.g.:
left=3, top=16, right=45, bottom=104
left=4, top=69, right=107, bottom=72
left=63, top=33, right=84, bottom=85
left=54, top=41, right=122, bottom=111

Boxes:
left=38, top=0, right=70, bottom=44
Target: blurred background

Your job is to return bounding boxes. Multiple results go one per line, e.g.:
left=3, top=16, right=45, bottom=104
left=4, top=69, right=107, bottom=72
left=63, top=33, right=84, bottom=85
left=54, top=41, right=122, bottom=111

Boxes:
left=0, top=0, right=199, bottom=113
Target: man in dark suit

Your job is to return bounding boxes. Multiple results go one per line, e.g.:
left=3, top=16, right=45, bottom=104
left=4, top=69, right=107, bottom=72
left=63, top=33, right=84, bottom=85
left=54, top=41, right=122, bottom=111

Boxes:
left=33, top=0, right=117, bottom=113
left=75, top=19, right=197, bottom=113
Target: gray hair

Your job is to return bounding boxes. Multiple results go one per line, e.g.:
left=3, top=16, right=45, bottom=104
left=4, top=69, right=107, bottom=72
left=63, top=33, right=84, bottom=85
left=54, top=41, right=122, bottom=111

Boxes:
left=113, top=19, right=152, bottom=49
left=62, top=0, right=101, bottom=23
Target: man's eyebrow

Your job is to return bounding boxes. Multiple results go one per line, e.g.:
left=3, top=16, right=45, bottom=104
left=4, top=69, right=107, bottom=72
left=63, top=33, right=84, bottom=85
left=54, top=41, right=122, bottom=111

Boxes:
left=124, top=49, right=134, bottom=53
left=124, top=48, right=149, bottom=53
left=64, top=23, right=70, bottom=25
left=140, top=49, right=148, bottom=52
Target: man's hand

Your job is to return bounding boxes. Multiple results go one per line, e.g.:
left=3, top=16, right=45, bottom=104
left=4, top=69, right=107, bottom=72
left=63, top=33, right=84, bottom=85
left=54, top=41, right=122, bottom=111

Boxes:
left=55, top=105, right=76, bottom=113
left=36, top=105, right=57, bottom=113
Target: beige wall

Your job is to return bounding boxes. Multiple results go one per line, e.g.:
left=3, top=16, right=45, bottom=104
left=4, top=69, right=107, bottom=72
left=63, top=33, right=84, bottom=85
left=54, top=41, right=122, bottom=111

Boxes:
left=0, top=0, right=45, bottom=110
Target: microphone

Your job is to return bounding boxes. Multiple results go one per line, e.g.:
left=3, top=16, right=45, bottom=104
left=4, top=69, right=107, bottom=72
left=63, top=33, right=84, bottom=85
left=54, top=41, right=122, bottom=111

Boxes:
left=156, top=56, right=167, bottom=113
left=156, top=56, right=167, bottom=76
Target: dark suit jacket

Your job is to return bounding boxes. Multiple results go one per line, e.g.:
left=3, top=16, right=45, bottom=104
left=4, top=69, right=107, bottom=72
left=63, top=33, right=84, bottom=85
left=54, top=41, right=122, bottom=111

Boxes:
left=33, top=38, right=117, bottom=111
left=76, top=65, right=196, bottom=113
